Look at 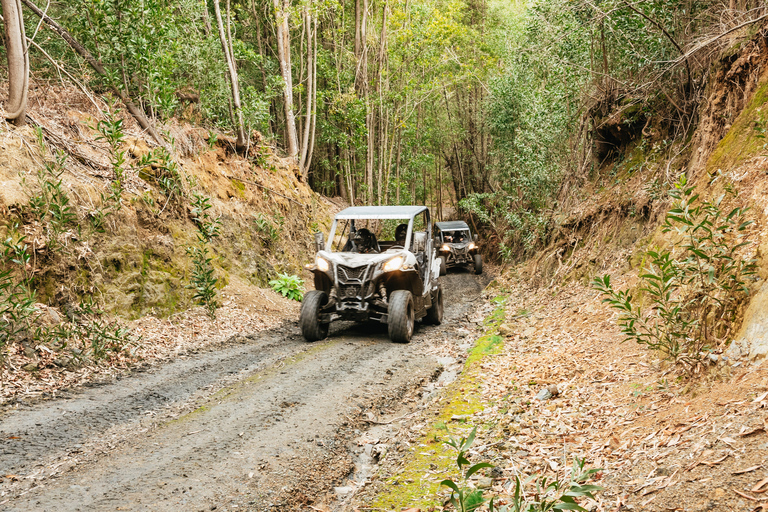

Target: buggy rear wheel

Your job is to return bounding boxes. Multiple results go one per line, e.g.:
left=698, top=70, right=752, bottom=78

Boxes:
left=425, top=284, right=444, bottom=325
left=474, top=253, right=483, bottom=275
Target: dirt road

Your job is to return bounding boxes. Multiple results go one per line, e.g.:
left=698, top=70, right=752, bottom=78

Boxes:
left=0, top=272, right=491, bottom=511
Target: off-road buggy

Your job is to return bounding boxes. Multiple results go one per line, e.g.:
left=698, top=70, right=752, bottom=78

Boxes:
left=301, top=206, right=443, bottom=343
left=435, top=220, right=482, bottom=275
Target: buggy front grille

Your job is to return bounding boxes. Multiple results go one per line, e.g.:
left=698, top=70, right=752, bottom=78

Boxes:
left=337, top=265, right=370, bottom=284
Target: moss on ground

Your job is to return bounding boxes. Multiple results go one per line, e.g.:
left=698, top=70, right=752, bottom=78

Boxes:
left=369, top=294, right=507, bottom=510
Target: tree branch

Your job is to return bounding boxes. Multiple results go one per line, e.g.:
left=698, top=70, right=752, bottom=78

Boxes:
left=20, top=0, right=165, bottom=146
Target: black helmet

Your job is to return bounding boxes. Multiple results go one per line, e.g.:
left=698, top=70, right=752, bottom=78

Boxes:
left=395, top=223, right=408, bottom=244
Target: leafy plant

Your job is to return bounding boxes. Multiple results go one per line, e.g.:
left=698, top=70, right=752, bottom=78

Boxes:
left=440, top=427, right=496, bottom=512
left=92, top=103, right=127, bottom=221
left=269, top=273, right=303, bottom=301
left=48, top=298, right=139, bottom=362
left=501, top=459, right=603, bottom=512
left=439, top=427, right=602, bottom=512
left=594, top=175, right=757, bottom=372
left=190, top=193, right=221, bottom=241
left=207, top=130, right=219, bottom=149
left=254, top=213, right=279, bottom=246
left=187, top=244, right=219, bottom=319
left=28, top=142, right=77, bottom=251
left=0, top=269, right=38, bottom=365
left=138, top=147, right=185, bottom=209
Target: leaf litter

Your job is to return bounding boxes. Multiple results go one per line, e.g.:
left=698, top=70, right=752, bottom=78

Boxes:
left=351, top=274, right=768, bottom=512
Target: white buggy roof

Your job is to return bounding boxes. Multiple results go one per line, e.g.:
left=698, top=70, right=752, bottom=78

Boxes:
left=334, top=205, right=428, bottom=220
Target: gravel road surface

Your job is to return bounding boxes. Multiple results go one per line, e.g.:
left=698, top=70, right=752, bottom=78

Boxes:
left=0, top=271, right=490, bottom=511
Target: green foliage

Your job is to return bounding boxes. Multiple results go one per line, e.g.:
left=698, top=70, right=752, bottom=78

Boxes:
left=0, top=228, right=137, bottom=365
left=49, top=298, right=139, bottom=363
left=88, top=103, right=129, bottom=230
left=254, top=213, right=279, bottom=247
left=440, top=427, right=495, bottom=512
left=139, top=147, right=185, bottom=207
left=28, top=138, right=77, bottom=251
left=187, top=244, right=219, bottom=319
left=593, top=176, right=757, bottom=372
left=499, top=459, right=603, bottom=512
left=269, top=273, right=304, bottom=302
left=190, top=193, right=221, bottom=242
left=0, top=268, right=37, bottom=365
left=439, top=427, right=602, bottom=512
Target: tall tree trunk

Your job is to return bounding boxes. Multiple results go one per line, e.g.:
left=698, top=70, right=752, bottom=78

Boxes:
left=304, top=15, right=318, bottom=179
left=2, top=0, right=28, bottom=125
left=299, top=7, right=315, bottom=179
left=213, top=0, right=246, bottom=150
left=273, top=0, right=299, bottom=160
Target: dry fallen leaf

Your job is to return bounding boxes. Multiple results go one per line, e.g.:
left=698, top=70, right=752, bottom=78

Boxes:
left=733, top=465, right=763, bottom=475
left=753, top=477, right=768, bottom=493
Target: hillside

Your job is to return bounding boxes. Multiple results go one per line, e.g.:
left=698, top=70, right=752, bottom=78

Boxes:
left=1, top=4, right=768, bottom=512
left=0, top=85, right=336, bottom=403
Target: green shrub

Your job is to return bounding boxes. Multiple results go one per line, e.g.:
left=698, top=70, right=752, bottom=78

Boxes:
left=438, top=427, right=602, bottom=512
left=190, top=193, right=221, bottom=242
left=594, top=175, right=757, bottom=372
left=269, top=273, right=304, bottom=301
left=28, top=136, right=77, bottom=251
left=187, top=244, right=219, bottom=319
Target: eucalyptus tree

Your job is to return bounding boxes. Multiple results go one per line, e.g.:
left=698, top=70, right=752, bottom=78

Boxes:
left=212, top=0, right=247, bottom=150
left=1, top=0, right=28, bottom=126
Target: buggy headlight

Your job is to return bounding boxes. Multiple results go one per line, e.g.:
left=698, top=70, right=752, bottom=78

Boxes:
left=383, top=256, right=403, bottom=272
left=316, top=257, right=330, bottom=272
left=441, top=244, right=450, bottom=251
left=468, top=242, right=476, bottom=250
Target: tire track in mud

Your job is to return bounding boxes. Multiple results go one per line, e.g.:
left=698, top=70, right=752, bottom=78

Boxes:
left=0, top=271, right=490, bottom=511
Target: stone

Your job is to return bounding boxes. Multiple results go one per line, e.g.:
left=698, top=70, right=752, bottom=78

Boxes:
left=535, top=388, right=553, bottom=400
left=498, top=322, right=514, bottom=336
left=476, top=477, right=493, bottom=489
left=728, top=281, right=768, bottom=359
left=547, top=384, right=560, bottom=397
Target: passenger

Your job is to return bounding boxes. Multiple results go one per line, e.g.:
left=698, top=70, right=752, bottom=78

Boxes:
left=395, top=223, right=408, bottom=247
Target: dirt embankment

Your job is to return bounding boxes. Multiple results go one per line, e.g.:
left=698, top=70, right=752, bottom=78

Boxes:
left=0, top=84, right=339, bottom=405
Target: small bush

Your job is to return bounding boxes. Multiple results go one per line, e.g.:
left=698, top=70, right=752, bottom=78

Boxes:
left=438, top=426, right=602, bottom=512
left=187, top=244, right=219, bottom=319
left=269, top=273, right=303, bottom=301
left=594, top=175, right=757, bottom=373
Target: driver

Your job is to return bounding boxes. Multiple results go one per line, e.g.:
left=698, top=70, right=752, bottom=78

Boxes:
left=352, top=228, right=379, bottom=253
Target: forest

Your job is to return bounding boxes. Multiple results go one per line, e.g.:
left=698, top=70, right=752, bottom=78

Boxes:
left=4, top=0, right=764, bottom=257
left=3, top=0, right=768, bottom=510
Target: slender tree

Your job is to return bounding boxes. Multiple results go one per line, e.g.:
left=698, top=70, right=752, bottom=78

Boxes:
left=273, top=0, right=299, bottom=160
left=2, top=0, right=28, bottom=125
left=213, top=0, right=247, bottom=150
